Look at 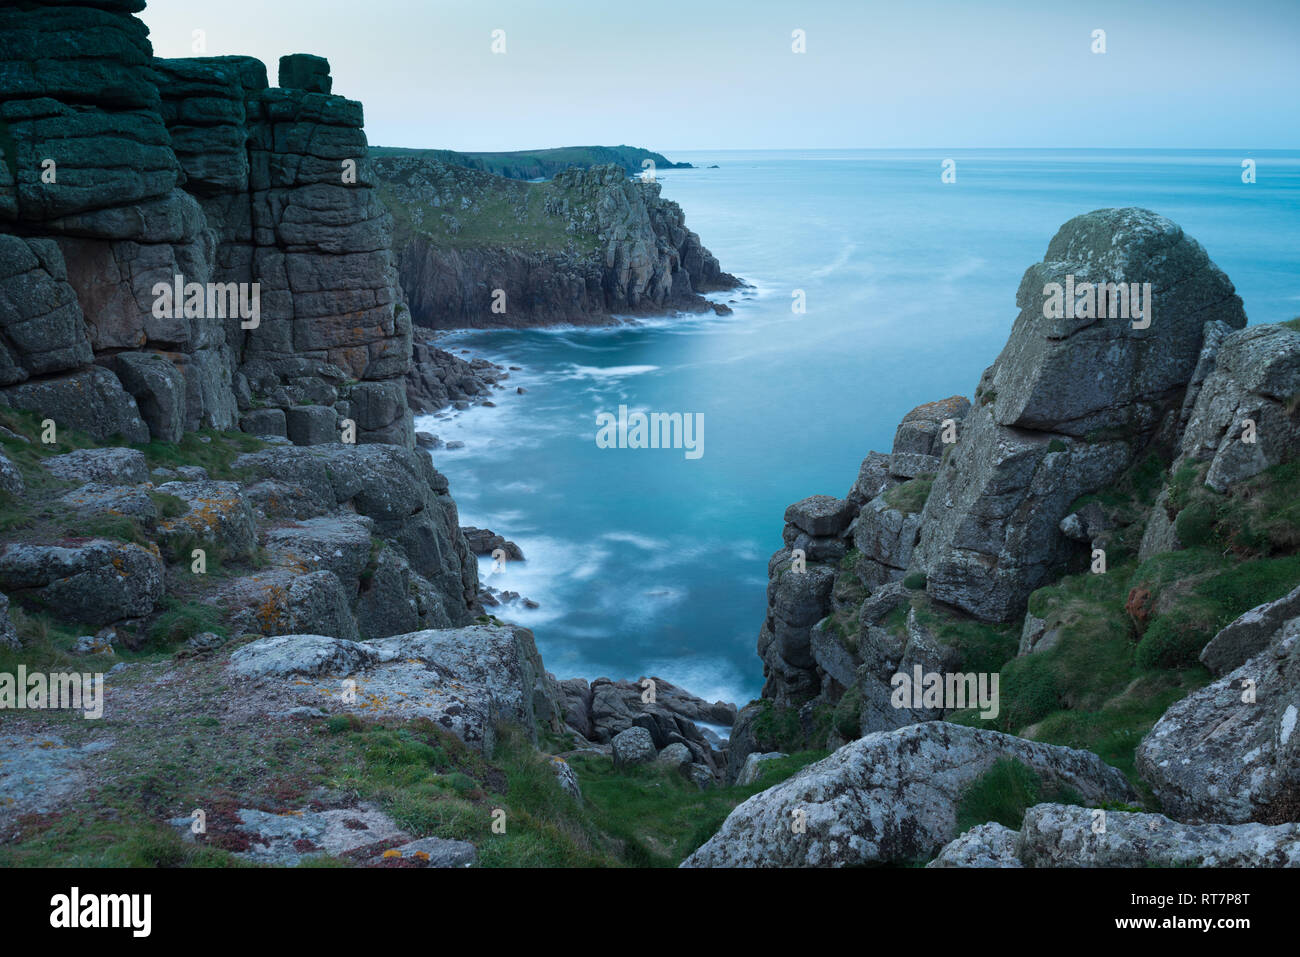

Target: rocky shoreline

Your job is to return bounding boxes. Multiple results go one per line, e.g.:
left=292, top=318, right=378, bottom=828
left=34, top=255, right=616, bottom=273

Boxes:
left=2, top=0, right=1298, bottom=871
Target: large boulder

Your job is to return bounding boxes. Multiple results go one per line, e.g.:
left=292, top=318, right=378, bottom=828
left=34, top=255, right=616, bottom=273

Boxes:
left=0, top=539, right=163, bottom=624
left=1017, top=804, right=1300, bottom=867
left=0, top=367, right=149, bottom=443
left=1136, top=609, right=1299, bottom=824
left=229, top=624, right=559, bottom=751
left=911, top=210, right=1246, bottom=622
left=682, top=722, right=1133, bottom=867
left=989, top=208, right=1245, bottom=437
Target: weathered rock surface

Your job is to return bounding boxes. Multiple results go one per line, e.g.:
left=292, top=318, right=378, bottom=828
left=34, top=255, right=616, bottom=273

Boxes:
left=1136, top=608, right=1299, bottom=824
left=0, top=538, right=163, bottom=624
left=611, top=726, right=657, bottom=767
left=1172, top=323, right=1300, bottom=493
left=926, top=822, right=1022, bottom=868
left=41, top=447, right=149, bottom=485
left=1, top=3, right=414, bottom=447
left=684, top=723, right=1133, bottom=867
left=229, top=624, right=560, bottom=751
left=1017, top=804, right=1300, bottom=867
left=911, top=209, right=1245, bottom=622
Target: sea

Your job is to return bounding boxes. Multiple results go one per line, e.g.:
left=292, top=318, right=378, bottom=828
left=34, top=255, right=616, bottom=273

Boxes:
left=412, top=148, right=1300, bottom=708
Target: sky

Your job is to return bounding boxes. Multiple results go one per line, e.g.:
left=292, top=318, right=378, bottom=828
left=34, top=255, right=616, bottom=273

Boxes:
left=141, top=0, right=1300, bottom=153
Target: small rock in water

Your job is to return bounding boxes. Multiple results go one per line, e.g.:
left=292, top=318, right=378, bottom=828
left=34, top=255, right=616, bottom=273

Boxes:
left=516, top=387, right=526, bottom=394
left=445, top=440, right=465, bottom=450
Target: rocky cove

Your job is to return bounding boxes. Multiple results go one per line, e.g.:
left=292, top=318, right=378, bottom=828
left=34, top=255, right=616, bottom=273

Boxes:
left=0, top=0, right=1298, bottom=874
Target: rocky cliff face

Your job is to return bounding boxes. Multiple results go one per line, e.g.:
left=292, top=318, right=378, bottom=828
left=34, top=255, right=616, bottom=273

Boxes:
left=375, top=157, right=740, bottom=328
left=1, top=0, right=412, bottom=448
left=0, top=1, right=478, bottom=633
left=741, top=207, right=1271, bottom=755
left=702, top=208, right=1300, bottom=866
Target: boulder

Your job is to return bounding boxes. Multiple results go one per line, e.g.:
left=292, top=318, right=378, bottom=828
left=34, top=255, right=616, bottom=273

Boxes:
left=657, top=742, right=693, bottom=768
left=1136, top=613, right=1299, bottom=824
left=0, top=539, right=164, bottom=624
left=1017, top=804, right=1300, bottom=867
left=784, top=495, right=855, bottom=538
left=910, top=210, right=1246, bottom=622
left=926, top=822, right=1022, bottom=868
left=154, top=480, right=257, bottom=560
left=285, top=404, right=338, bottom=446
left=681, top=723, right=1133, bottom=867
left=60, top=483, right=157, bottom=523
left=1200, top=583, right=1300, bottom=676
left=278, top=54, right=332, bottom=94
left=892, top=396, right=970, bottom=457
left=736, top=751, right=787, bottom=786
left=229, top=624, right=558, bottom=752
left=0, top=367, right=149, bottom=443
left=111, top=351, right=186, bottom=442
left=611, top=726, right=656, bottom=768
left=0, top=450, right=24, bottom=495
left=41, top=447, right=149, bottom=485
left=228, top=633, right=378, bottom=679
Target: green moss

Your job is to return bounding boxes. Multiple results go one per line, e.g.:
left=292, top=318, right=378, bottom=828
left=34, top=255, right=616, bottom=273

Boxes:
left=149, top=491, right=189, bottom=520
left=1047, top=439, right=1067, bottom=453
left=147, top=598, right=228, bottom=649
left=1174, top=498, right=1219, bottom=548
left=885, top=475, right=934, bottom=515
left=833, top=683, right=863, bottom=739
left=903, top=571, right=927, bottom=590
left=750, top=699, right=807, bottom=752
left=136, top=429, right=267, bottom=481
left=911, top=599, right=1019, bottom=674
left=955, top=758, right=1085, bottom=835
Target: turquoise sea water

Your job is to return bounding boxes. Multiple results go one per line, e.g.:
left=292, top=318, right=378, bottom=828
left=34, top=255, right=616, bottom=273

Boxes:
left=415, top=149, right=1300, bottom=706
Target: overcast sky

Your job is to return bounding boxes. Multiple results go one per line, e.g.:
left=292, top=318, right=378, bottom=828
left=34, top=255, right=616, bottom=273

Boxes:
left=141, top=0, right=1300, bottom=153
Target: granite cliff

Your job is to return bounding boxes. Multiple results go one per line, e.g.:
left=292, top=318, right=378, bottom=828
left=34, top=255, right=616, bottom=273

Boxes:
left=375, top=154, right=741, bottom=329
left=702, top=208, right=1300, bottom=867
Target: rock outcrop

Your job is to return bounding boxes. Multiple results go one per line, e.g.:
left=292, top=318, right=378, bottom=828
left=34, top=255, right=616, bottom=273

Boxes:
left=929, top=804, right=1300, bottom=867
left=913, top=209, right=1245, bottom=622
left=745, top=209, right=1251, bottom=760
left=1136, top=596, right=1299, bottom=824
left=376, top=157, right=740, bottom=329
left=1, top=3, right=413, bottom=447
left=229, top=624, right=560, bottom=752
left=684, top=723, right=1133, bottom=867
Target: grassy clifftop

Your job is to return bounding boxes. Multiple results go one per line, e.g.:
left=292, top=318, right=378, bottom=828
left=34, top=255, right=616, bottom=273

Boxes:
left=370, top=145, right=691, bottom=180
left=375, top=156, right=602, bottom=253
